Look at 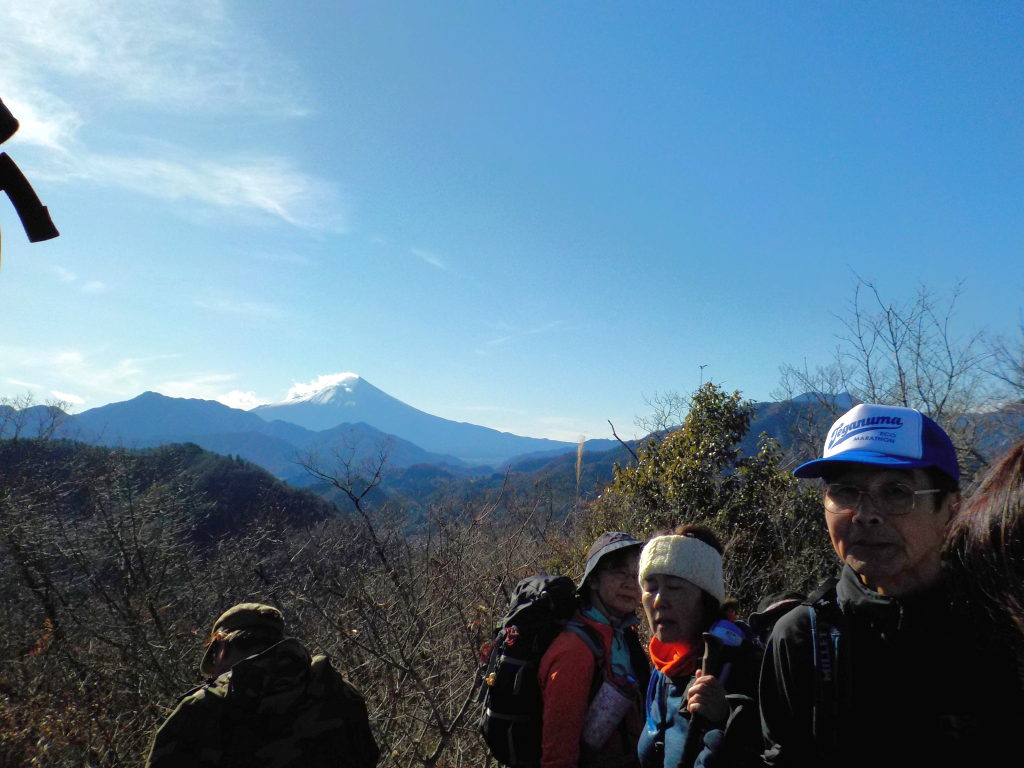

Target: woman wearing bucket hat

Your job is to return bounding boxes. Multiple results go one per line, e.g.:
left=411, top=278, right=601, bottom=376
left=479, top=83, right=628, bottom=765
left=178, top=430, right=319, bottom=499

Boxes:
left=538, top=532, right=651, bottom=768
left=637, top=525, right=761, bottom=768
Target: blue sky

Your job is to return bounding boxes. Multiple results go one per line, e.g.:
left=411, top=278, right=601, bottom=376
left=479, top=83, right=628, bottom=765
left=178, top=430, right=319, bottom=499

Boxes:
left=1, top=1, right=1021, bottom=441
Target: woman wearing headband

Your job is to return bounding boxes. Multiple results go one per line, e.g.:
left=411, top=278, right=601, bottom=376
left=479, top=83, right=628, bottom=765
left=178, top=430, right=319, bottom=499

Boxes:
left=637, top=525, right=761, bottom=768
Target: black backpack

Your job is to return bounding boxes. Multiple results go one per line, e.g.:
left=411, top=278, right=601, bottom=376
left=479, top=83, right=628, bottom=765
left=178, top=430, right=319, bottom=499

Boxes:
left=478, top=575, right=604, bottom=768
left=749, top=578, right=845, bottom=748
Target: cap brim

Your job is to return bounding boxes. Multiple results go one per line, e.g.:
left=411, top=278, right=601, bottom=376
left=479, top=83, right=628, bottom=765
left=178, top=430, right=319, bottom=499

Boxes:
left=793, top=451, right=934, bottom=478
left=580, top=539, right=641, bottom=586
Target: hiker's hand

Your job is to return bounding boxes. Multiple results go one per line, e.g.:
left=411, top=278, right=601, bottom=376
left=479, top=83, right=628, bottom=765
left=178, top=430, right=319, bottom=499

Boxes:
left=687, top=674, right=728, bottom=725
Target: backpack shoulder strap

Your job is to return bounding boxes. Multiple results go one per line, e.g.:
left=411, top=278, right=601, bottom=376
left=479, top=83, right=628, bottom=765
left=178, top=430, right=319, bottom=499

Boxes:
left=562, top=619, right=605, bottom=664
left=645, top=672, right=670, bottom=766
left=803, top=578, right=843, bottom=750
left=562, top=619, right=607, bottom=705
left=803, top=577, right=840, bottom=608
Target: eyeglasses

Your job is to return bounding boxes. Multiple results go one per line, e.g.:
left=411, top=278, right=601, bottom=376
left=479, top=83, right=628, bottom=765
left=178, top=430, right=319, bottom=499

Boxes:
left=823, top=483, right=944, bottom=517
left=603, top=566, right=640, bottom=582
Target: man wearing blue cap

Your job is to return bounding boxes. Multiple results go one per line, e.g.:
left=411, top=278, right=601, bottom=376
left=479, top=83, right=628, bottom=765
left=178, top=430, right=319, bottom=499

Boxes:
left=759, top=404, right=1021, bottom=767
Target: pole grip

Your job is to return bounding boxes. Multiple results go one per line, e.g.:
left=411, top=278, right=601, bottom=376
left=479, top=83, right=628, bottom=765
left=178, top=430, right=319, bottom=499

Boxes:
left=677, top=632, right=726, bottom=768
left=0, top=153, right=59, bottom=242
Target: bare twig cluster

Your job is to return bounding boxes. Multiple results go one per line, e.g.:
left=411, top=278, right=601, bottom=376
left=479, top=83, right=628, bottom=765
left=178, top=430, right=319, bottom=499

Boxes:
left=0, top=422, right=560, bottom=767
left=774, top=277, right=1019, bottom=483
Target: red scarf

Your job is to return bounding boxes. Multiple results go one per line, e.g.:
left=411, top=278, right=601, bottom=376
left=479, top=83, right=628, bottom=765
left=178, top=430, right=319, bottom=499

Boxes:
left=649, top=637, right=699, bottom=679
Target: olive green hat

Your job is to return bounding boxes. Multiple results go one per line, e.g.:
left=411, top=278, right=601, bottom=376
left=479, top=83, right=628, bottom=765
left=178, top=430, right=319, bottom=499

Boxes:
left=199, top=603, right=285, bottom=677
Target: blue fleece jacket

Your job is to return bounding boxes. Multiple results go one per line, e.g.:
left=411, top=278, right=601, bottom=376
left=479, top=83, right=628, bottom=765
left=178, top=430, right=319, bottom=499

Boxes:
left=638, top=668, right=722, bottom=768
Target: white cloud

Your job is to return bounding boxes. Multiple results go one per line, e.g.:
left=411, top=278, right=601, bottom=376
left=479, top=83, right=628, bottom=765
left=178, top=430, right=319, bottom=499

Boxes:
left=0, top=0, right=307, bottom=120
left=5, top=377, right=44, bottom=391
left=442, top=404, right=530, bottom=416
left=254, top=251, right=311, bottom=265
left=475, top=320, right=571, bottom=355
left=0, top=344, right=180, bottom=401
left=217, top=390, right=265, bottom=410
left=0, top=88, right=81, bottom=152
left=410, top=248, right=446, bottom=270
left=537, top=416, right=585, bottom=428
left=25, top=149, right=344, bottom=232
left=76, top=154, right=343, bottom=230
left=48, top=268, right=107, bottom=293
left=51, top=265, right=77, bottom=282
left=158, top=373, right=237, bottom=400
left=4, top=354, right=261, bottom=410
left=193, top=294, right=283, bottom=318
left=0, top=0, right=343, bottom=230
left=51, top=389, right=84, bottom=404
left=529, top=321, right=569, bottom=335
left=532, top=416, right=610, bottom=443
left=0, top=346, right=259, bottom=410
left=285, top=372, right=359, bottom=400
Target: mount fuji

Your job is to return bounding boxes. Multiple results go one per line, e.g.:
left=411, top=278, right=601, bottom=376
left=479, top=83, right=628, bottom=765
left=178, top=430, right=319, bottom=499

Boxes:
left=253, top=374, right=616, bottom=465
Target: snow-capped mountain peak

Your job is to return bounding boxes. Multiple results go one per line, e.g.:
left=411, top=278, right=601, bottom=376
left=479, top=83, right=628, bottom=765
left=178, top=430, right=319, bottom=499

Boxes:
left=283, top=372, right=361, bottom=403
left=253, top=374, right=581, bottom=464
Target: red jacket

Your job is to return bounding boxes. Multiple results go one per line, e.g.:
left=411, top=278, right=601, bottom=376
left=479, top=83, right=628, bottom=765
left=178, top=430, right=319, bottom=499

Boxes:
left=537, top=611, right=646, bottom=768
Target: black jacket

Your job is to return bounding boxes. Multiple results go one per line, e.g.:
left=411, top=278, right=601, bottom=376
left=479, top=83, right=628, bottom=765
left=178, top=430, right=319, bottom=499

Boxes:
left=759, top=565, right=1023, bottom=768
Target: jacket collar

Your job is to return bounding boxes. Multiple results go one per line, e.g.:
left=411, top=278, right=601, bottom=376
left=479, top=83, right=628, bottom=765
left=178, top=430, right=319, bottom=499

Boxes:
left=224, top=637, right=312, bottom=703
left=837, top=564, right=952, bottom=627
left=581, top=604, right=640, bottom=632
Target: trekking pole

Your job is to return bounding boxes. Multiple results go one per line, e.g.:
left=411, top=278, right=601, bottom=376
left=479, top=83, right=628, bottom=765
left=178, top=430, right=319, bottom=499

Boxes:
left=677, top=631, right=726, bottom=768
left=0, top=153, right=59, bottom=243
left=0, top=97, right=60, bottom=280
left=0, top=98, right=18, bottom=145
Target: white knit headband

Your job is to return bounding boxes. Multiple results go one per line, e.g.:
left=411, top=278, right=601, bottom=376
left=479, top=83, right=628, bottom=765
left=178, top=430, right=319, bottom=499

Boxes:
left=638, top=535, right=726, bottom=604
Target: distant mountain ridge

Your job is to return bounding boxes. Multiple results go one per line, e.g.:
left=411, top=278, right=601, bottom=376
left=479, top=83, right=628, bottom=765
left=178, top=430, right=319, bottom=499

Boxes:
left=57, top=392, right=466, bottom=478
left=40, top=378, right=619, bottom=479
left=253, top=375, right=618, bottom=464
left=72, top=391, right=268, bottom=440
left=8, top=386, right=1021, bottom=501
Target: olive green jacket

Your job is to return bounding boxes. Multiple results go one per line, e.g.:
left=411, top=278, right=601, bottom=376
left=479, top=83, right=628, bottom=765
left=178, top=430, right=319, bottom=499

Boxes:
left=147, top=638, right=379, bottom=768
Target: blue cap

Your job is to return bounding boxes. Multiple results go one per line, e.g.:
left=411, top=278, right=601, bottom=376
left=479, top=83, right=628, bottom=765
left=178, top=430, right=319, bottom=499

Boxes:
left=793, top=403, right=959, bottom=484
